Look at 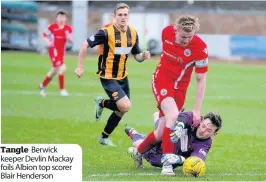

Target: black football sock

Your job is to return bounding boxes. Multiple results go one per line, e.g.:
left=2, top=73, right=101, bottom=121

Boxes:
left=101, top=132, right=109, bottom=138
left=102, top=112, right=122, bottom=137
left=100, top=99, right=119, bottom=111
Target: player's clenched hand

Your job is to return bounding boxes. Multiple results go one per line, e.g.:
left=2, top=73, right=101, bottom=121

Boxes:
left=193, top=110, right=201, bottom=127
left=142, top=50, right=151, bottom=60
left=75, top=67, right=84, bottom=78
left=170, top=122, right=184, bottom=143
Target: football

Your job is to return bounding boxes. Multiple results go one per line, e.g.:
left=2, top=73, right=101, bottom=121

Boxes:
left=182, top=156, right=206, bottom=177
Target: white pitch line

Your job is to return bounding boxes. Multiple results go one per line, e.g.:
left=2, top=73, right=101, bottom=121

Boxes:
left=2, top=90, right=266, bottom=100
left=88, top=172, right=266, bottom=177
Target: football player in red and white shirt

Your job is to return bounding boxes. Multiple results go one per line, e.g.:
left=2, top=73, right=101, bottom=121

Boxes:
left=39, top=10, right=73, bottom=97
left=132, top=15, right=209, bottom=175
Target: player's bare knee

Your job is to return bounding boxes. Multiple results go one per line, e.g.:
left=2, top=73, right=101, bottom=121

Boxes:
left=154, top=130, right=162, bottom=141
left=154, top=117, right=166, bottom=140
left=117, top=96, right=131, bottom=113
left=124, top=101, right=131, bottom=112
left=165, top=115, right=178, bottom=128
left=47, top=68, right=57, bottom=77
left=119, top=102, right=131, bottom=113
left=58, top=64, right=66, bottom=74
left=169, top=113, right=178, bottom=123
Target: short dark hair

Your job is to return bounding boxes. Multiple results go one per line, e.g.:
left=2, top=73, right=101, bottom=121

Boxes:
left=203, top=112, right=222, bottom=132
left=55, top=9, right=68, bottom=17
left=114, top=3, right=129, bottom=14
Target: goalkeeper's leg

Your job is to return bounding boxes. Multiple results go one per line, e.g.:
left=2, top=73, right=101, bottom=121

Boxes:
left=124, top=126, right=146, bottom=148
left=125, top=126, right=146, bottom=168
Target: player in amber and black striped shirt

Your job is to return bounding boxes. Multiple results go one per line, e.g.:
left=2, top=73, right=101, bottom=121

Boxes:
left=75, top=3, right=150, bottom=146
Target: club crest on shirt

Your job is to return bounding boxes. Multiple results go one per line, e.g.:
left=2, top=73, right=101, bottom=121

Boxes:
left=184, top=49, right=191, bottom=57
left=89, top=35, right=95, bottom=41
left=160, top=89, right=167, bottom=96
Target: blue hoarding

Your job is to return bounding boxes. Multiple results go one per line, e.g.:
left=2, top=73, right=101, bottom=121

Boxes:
left=230, top=35, right=266, bottom=59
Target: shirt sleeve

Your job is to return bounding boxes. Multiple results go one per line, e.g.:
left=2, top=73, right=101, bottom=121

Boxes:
left=177, top=112, right=193, bottom=126
left=195, top=47, right=208, bottom=73
left=67, top=25, right=73, bottom=34
left=87, top=30, right=106, bottom=48
left=131, top=32, right=141, bottom=55
left=190, top=141, right=211, bottom=161
left=161, top=26, right=167, bottom=42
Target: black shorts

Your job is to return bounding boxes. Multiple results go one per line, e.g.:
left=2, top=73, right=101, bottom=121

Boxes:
left=100, top=76, right=130, bottom=101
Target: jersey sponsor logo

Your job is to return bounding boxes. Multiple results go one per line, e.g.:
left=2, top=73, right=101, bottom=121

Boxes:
left=195, top=58, right=208, bottom=68
left=165, top=39, right=173, bottom=45
left=89, top=35, right=95, bottom=41
left=199, top=148, right=207, bottom=156
left=114, top=47, right=131, bottom=55
left=163, top=51, right=176, bottom=59
left=54, top=36, right=65, bottom=39
left=164, top=51, right=184, bottom=64
left=115, top=40, right=121, bottom=44
left=184, top=49, right=191, bottom=57
left=160, top=89, right=167, bottom=96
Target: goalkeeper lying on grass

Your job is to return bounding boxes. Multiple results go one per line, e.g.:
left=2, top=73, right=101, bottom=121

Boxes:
left=125, top=111, right=222, bottom=175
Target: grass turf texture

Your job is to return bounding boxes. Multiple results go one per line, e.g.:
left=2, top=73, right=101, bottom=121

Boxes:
left=1, top=51, right=266, bottom=181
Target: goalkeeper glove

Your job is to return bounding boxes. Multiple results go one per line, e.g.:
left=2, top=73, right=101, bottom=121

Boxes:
left=170, top=122, right=185, bottom=143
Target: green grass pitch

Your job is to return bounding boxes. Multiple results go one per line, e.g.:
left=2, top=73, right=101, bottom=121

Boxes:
left=1, top=51, right=266, bottom=181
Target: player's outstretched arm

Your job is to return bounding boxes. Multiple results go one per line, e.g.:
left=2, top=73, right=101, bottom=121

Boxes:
left=42, top=25, right=53, bottom=47
left=133, top=51, right=151, bottom=62
left=131, top=32, right=151, bottom=62
left=65, top=30, right=73, bottom=43
left=193, top=73, right=207, bottom=126
left=42, top=34, right=53, bottom=47
left=75, top=30, right=106, bottom=78
left=75, top=40, right=88, bottom=78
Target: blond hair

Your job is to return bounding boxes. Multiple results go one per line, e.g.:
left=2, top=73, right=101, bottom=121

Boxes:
left=114, top=3, right=130, bottom=14
left=175, top=15, right=200, bottom=32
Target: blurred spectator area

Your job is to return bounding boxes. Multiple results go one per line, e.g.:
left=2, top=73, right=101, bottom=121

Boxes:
left=1, top=1, right=38, bottom=50
left=39, top=1, right=266, bottom=11
left=2, top=1, right=266, bottom=52
left=36, top=1, right=266, bottom=35
left=89, top=1, right=266, bottom=11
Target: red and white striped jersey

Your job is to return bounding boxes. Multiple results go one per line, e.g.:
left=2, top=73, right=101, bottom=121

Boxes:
left=157, top=25, right=208, bottom=90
